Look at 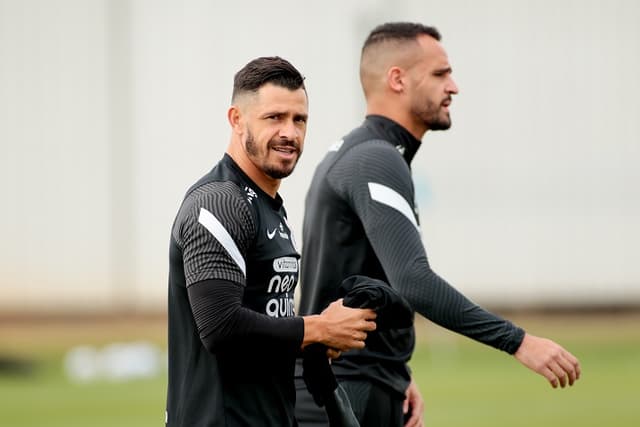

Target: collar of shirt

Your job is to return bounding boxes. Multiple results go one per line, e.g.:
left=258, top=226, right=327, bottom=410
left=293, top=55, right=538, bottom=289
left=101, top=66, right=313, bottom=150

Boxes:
left=363, top=115, right=422, bottom=165
left=222, top=153, right=284, bottom=211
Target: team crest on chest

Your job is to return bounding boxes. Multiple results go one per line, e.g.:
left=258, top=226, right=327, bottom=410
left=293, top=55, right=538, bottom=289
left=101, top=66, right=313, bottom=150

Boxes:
left=244, top=186, right=258, bottom=204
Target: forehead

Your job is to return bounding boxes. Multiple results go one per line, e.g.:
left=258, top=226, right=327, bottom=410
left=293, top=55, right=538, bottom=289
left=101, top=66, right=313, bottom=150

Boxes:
left=414, top=34, right=451, bottom=69
left=250, top=83, right=308, bottom=114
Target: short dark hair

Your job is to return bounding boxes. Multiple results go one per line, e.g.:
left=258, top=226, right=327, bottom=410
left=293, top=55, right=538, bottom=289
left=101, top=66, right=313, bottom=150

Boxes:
left=232, top=56, right=305, bottom=101
left=362, top=22, right=441, bottom=53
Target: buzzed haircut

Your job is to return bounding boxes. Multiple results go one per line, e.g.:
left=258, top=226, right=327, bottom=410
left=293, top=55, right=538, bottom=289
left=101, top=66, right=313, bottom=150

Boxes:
left=362, top=22, right=441, bottom=54
left=232, top=56, right=306, bottom=102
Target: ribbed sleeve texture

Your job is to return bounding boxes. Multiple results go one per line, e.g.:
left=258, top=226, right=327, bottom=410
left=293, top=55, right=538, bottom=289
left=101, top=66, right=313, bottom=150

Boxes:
left=173, top=181, right=255, bottom=287
left=330, top=142, right=524, bottom=354
left=188, top=279, right=304, bottom=353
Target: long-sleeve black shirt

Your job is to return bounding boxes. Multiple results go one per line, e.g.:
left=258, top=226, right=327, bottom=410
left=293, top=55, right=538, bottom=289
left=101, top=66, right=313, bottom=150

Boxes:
left=167, top=154, right=303, bottom=427
left=299, top=115, right=525, bottom=396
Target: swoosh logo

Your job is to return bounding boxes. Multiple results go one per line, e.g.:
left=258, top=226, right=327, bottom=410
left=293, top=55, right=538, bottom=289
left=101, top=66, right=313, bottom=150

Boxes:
left=266, top=228, right=277, bottom=240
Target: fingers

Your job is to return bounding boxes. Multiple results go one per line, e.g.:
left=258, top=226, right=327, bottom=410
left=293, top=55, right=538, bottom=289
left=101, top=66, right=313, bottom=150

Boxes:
left=318, top=300, right=379, bottom=351
left=356, top=331, right=368, bottom=341
left=404, top=411, right=423, bottom=427
left=351, top=316, right=375, bottom=348
left=562, top=349, right=581, bottom=382
left=515, top=334, right=582, bottom=389
left=326, top=348, right=342, bottom=359
left=403, top=380, right=424, bottom=427
left=542, top=355, right=580, bottom=388
left=556, top=351, right=579, bottom=386
left=541, top=367, right=559, bottom=388
left=351, top=330, right=369, bottom=349
left=403, top=401, right=423, bottom=427
left=542, top=345, right=580, bottom=388
left=553, top=349, right=581, bottom=387
left=363, top=308, right=377, bottom=321
left=548, top=361, right=567, bottom=388
left=350, top=340, right=366, bottom=350
left=330, top=330, right=369, bottom=351
left=363, top=318, right=377, bottom=332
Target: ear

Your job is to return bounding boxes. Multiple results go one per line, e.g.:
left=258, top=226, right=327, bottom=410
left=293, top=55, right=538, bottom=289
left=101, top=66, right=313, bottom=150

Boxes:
left=227, top=106, right=243, bottom=135
left=387, top=66, right=405, bottom=93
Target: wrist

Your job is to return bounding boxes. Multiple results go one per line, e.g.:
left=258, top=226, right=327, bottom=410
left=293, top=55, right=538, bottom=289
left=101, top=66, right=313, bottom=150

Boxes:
left=301, top=315, right=325, bottom=349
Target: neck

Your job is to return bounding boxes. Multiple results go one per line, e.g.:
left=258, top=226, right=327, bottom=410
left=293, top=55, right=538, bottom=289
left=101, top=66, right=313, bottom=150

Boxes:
left=366, top=101, right=427, bottom=141
left=226, top=140, right=280, bottom=198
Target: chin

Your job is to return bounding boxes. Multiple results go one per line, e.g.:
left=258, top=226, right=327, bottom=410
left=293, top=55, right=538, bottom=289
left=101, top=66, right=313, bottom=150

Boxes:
left=429, top=122, right=451, bottom=131
left=266, top=166, right=296, bottom=180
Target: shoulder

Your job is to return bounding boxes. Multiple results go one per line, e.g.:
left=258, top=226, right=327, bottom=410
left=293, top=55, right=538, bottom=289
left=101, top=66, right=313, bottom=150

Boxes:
left=343, top=138, right=406, bottom=165
left=182, top=181, right=253, bottom=221
left=331, top=139, right=412, bottom=191
left=173, top=180, right=256, bottom=246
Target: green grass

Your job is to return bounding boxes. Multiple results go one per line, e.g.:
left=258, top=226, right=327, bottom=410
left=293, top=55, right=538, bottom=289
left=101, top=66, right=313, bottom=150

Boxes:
left=0, top=358, right=166, bottom=427
left=0, top=315, right=168, bottom=427
left=1, top=312, right=639, bottom=426
left=410, top=338, right=639, bottom=426
left=408, top=313, right=640, bottom=426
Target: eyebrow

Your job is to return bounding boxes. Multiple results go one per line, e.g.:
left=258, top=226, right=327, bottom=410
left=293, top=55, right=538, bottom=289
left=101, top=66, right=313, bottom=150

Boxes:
left=434, top=66, right=453, bottom=74
left=261, top=110, right=308, bottom=121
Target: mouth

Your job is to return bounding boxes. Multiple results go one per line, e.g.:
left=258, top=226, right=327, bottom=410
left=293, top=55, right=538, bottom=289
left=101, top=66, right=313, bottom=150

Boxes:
left=441, top=98, right=452, bottom=113
left=271, top=144, right=299, bottom=160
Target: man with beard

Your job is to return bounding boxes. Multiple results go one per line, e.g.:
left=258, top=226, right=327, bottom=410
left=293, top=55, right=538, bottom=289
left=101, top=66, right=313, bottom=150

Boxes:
left=295, top=23, right=581, bottom=427
left=166, top=56, right=377, bottom=427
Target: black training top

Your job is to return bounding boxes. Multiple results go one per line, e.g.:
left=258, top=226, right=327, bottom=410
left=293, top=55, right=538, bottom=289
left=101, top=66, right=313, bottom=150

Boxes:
left=166, top=154, right=303, bottom=427
left=299, top=115, right=525, bottom=396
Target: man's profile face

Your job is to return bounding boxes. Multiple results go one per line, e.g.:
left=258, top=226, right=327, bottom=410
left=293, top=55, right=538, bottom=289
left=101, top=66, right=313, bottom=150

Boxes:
left=407, top=35, right=459, bottom=131
left=241, top=83, right=308, bottom=179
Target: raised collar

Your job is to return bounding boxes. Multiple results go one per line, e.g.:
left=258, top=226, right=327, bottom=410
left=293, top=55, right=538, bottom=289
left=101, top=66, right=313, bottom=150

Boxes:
left=363, top=115, right=422, bottom=165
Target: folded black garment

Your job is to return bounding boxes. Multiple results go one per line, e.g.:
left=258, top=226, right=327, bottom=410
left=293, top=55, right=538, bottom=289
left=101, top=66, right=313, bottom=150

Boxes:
left=339, top=275, right=413, bottom=330
left=302, top=275, right=413, bottom=427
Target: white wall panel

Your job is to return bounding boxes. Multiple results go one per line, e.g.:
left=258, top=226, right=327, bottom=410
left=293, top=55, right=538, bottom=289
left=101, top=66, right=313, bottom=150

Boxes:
left=2, top=0, right=638, bottom=310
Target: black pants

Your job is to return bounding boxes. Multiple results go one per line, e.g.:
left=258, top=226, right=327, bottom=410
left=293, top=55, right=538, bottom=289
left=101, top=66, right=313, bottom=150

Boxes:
left=295, top=378, right=404, bottom=427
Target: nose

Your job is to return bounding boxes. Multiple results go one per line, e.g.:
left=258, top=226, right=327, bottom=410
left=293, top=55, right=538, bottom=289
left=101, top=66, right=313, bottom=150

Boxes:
left=447, top=77, right=459, bottom=95
left=279, top=119, right=299, bottom=141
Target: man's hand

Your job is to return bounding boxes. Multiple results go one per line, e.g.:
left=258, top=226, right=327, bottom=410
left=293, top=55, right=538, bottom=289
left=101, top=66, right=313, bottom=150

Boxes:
left=325, top=348, right=342, bottom=359
left=302, top=299, right=376, bottom=351
left=403, top=378, right=424, bottom=427
left=514, top=333, right=581, bottom=388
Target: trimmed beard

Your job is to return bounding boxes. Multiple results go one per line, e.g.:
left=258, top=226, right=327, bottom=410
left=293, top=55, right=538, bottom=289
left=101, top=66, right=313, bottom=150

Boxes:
left=416, top=99, right=452, bottom=131
left=245, top=130, right=300, bottom=179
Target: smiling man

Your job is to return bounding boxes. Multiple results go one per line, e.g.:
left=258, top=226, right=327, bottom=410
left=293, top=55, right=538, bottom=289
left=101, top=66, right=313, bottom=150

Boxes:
left=166, top=57, right=377, bottom=427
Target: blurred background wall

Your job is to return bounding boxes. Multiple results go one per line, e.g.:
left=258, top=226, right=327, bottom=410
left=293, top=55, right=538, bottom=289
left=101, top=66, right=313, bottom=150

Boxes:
left=1, top=0, right=639, bottom=313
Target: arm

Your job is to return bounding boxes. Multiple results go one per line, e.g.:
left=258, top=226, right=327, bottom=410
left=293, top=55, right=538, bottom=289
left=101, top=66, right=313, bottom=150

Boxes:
left=333, top=143, right=580, bottom=386
left=332, top=142, right=524, bottom=352
left=188, top=279, right=375, bottom=353
left=178, top=182, right=376, bottom=354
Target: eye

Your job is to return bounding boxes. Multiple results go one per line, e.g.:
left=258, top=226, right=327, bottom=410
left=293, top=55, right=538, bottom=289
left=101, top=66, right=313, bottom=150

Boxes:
left=433, top=68, right=452, bottom=78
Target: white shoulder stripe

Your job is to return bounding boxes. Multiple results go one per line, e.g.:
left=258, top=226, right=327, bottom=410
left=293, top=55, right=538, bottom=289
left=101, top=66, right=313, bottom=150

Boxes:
left=198, top=207, right=246, bottom=276
left=328, top=139, right=344, bottom=152
left=368, top=182, right=418, bottom=230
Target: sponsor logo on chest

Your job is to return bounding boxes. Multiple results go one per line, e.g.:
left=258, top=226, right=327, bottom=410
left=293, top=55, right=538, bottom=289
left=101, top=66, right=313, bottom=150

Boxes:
left=264, top=256, right=298, bottom=318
